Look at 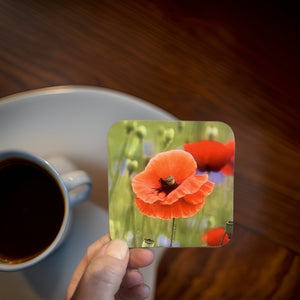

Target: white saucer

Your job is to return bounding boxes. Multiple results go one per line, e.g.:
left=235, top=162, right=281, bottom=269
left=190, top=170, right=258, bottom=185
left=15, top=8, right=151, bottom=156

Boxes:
left=0, top=86, right=175, bottom=300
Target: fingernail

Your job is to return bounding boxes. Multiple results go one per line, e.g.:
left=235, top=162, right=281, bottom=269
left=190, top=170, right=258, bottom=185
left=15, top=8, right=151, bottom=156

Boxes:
left=106, top=239, right=128, bottom=260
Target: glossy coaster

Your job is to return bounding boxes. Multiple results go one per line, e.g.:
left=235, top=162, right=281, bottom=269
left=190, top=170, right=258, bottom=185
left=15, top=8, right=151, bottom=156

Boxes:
left=108, top=121, right=234, bottom=248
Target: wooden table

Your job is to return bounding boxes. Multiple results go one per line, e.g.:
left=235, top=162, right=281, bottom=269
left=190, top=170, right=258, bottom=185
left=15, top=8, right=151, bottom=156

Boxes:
left=1, top=1, right=299, bottom=299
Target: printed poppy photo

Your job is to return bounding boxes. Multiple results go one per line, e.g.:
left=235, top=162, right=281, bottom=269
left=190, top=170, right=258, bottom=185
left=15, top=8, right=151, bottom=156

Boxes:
left=108, top=121, right=234, bottom=248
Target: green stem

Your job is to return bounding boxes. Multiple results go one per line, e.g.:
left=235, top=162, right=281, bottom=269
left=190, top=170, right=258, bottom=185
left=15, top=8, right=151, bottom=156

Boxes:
left=109, top=133, right=129, bottom=197
left=162, top=140, right=171, bottom=152
left=128, top=171, right=137, bottom=247
left=219, top=230, right=226, bottom=246
left=170, top=218, right=176, bottom=247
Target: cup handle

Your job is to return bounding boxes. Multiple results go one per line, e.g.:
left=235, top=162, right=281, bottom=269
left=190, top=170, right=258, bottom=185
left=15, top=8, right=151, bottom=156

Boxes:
left=61, top=170, right=92, bottom=206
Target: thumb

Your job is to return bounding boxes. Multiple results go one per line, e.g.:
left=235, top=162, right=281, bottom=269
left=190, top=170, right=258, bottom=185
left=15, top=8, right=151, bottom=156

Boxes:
left=71, top=239, right=129, bottom=300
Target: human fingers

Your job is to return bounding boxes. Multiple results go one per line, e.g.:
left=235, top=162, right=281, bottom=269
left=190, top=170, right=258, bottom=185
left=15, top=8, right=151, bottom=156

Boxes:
left=65, top=233, right=111, bottom=300
left=121, top=269, right=144, bottom=288
left=70, top=239, right=129, bottom=300
left=128, top=248, right=154, bottom=269
left=114, top=250, right=154, bottom=300
left=115, top=283, right=151, bottom=300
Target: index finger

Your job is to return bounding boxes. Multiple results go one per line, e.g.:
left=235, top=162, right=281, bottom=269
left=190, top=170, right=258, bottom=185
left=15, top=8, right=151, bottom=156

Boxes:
left=65, top=233, right=111, bottom=300
left=128, top=248, right=154, bottom=269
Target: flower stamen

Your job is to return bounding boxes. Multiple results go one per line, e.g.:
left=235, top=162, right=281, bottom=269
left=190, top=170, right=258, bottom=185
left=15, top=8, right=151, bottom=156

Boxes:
left=157, top=176, right=178, bottom=195
left=165, top=176, right=175, bottom=186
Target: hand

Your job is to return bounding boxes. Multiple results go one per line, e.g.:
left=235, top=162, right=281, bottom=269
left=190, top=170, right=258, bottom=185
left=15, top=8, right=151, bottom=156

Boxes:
left=65, top=233, right=154, bottom=300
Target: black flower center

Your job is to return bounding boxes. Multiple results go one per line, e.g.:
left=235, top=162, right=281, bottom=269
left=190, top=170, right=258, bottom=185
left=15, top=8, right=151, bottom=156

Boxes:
left=157, top=176, right=178, bottom=195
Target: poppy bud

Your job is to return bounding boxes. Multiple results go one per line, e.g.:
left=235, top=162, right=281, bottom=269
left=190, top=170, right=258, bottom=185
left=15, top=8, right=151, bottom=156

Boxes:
left=124, top=120, right=137, bottom=134
left=135, top=125, right=147, bottom=139
left=142, top=238, right=155, bottom=247
left=205, top=126, right=219, bottom=140
left=225, top=220, right=233, bottom=238
left=177, top=121, right=185, bottom=132
left=125, top=136, right=139, bottom=159
left=157, top=126, right=165, bottom=136
left=207, top=216, right=216, bottom=228
left=126, top=159, right=138, bottom=174
left=164, top=128, right=174, bottom=143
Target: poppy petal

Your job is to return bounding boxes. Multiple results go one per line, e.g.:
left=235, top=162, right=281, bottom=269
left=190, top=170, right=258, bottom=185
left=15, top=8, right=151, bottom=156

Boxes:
left=164, top=174, right=209, bottom=204
left=220, top=163, right=234, bottom=175
left=184, top=181, right=214, bottom=205
left=145, top=150, right=197, bottom=183
left=184, top=140, right=230, bottom=172
left=220, top=140, right=235, bottom=175
left=135, top=197, right=206, bottom=219
left=201, top=227, right=230, bottom=246
left=224, top=140, right=235, bottom=157
left=132, top=169, right=164, bottom=204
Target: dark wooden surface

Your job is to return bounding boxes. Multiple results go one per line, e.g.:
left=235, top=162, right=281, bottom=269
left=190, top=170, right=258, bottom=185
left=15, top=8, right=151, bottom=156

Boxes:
left=1, top=1, right=299, bottom=299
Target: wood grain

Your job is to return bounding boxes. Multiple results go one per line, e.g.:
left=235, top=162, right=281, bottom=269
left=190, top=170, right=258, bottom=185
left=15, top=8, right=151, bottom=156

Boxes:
left=156, top=224, right=300, bottom=300
left=0, top=1, right=299, bottom=298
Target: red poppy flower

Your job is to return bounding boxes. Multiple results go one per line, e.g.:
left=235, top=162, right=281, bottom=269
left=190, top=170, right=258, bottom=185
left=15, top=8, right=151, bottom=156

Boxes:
left=184, top=140, right=234, bottom=173
left=201, top=227, right=229, bottom=246
left=132, top=150, right=214, bottom=220
left=220, top=140, right=235, bottom=175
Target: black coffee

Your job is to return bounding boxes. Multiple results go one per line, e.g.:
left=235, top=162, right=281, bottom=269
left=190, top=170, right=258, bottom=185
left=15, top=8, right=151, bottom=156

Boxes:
left=0, top=158, right=65, bottom=263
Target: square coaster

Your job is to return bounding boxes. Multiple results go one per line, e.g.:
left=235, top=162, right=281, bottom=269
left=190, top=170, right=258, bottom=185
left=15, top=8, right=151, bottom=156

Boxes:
left=108, top=121, right=234, bottom=248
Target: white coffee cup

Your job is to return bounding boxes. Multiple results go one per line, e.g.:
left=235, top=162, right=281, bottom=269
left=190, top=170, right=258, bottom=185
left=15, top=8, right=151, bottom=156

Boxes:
left=0, top=150, right=92, bottom=271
